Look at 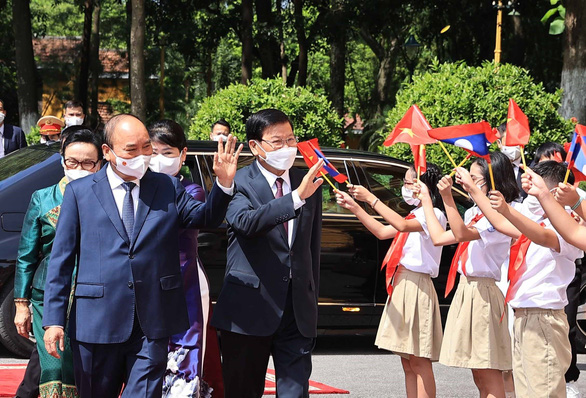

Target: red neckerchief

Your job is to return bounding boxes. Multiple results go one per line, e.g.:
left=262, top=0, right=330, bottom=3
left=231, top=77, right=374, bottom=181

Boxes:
left=381, top=213, right=416, bottom=297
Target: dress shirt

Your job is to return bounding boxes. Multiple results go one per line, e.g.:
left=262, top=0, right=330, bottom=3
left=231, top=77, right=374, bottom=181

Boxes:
left=0, top=124, right=5, bottom=158
left=256, top=160, right=305, bottom=247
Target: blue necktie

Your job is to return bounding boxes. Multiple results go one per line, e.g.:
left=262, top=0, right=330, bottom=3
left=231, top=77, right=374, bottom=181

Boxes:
left=122, top=182, right=136, bottom=237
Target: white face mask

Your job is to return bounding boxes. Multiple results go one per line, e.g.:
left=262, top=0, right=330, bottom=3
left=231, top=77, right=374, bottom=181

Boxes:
left=0, top=112, right=5, bottom=124
left=500, top=145, right=521, bottom=162
left=64, top=116, right=84, bottom=127
left=401, top=185, right=420, bottom=206
left=64, top=168, right=92, bottom=182
left=109, top=148, right=151, bottom=180
left=149, top=153, right=182, bottom=176
left=523, top=194, right=544, bottom=217
left=256, top=142, right=297, bottom=171
left=212, top=135, right=228, bottom=142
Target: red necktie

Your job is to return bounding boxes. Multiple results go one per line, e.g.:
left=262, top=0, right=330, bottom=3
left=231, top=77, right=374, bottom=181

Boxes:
left=381, top=213, right=416, bottom=297
left=275, top=178, right=287, bottom=233
left=444, top=213, right=485, bottom=298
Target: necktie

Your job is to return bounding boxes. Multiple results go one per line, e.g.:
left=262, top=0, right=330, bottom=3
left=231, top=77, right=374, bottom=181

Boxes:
left=122, top=182, right=136, bottom=238
left=275, top=177, right=288, bottom=233
left=381, top=213, right=416, bottom=297
left=444, top=213, right=485, bottom=298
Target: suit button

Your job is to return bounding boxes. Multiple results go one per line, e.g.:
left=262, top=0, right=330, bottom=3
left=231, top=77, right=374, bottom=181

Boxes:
left=289, top=251, right=293, bottom=257
left=128, top=282, right=134, bottom=289
left=129, top=254, right=135, bottom=259
left=282, top=276, right=289, bottom=282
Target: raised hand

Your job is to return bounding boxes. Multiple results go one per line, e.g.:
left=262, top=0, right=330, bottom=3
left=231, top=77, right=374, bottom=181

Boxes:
left=489, top=190, right=507, bottom=214
left=454, top=167, right=475, bottom=193
left=437, top=175, right=453, bottom=197
left=415, top=180, right=431, bottom=203
left=554, top=183, right=580, bottom=207
left=347, top=184, right=375, bottom=204
left=297, top=159, right=325, bottom=200
left=213, top=134, right=244, bottom=188
left=336, top=190, right=360, bottom=212
left=520, top=167, right=549, bottom=198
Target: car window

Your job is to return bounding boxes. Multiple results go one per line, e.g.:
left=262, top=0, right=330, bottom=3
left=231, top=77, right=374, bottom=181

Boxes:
left=0, top=145, right=59, bottom=181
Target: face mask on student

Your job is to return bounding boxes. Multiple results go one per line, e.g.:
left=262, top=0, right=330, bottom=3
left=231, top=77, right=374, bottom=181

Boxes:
left=149, top=153, right=183, bottom=176
left=523, top=194, right=545, bottom=217
left=256, top=142, right=297, bottom=171
left=109, top=148, right=151, bottom=180
left=401, top=185, right=420, bottom=206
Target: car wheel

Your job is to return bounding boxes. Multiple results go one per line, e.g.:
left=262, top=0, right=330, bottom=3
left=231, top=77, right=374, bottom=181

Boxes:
left=0, top=277, right=35, bottom=357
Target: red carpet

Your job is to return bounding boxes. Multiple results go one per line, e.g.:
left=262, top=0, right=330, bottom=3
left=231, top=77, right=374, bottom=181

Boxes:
left=0, top=364, right=349, bottom=396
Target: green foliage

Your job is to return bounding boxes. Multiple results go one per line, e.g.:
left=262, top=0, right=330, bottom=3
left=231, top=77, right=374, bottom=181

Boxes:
left=188, top=78, right=343, bottom=147
left=381, top=60, right=573, bottom=173
left=26, top=126, right=41, bottom=145
left=541, top=0, right=566, bottom=35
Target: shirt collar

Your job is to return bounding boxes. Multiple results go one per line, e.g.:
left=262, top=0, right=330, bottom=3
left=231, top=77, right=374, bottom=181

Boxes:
left=106, top=163, right=141, bottom=190
left=256, top=160, right=290, bottom=189
left=0, top=124, right=4, bottom=136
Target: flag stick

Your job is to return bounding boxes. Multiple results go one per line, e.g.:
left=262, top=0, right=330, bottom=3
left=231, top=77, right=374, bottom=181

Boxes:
left=320, top=172, right=337, bottom=190
left=563, top=168, right=572, bottom=185
left=449, top=154, right=473, bottom=177
left=520, top=146, right=527, bottom=170
left=437, top=141, right=458, bottom=168
left=487, top=162, right=496, bottom=191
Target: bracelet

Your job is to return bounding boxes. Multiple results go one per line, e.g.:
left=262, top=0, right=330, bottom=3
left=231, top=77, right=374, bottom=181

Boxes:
left=571, top=196, right=583, bottom=211
left=14, top=298, right=30, bottom=304
left=370, top=198, right=379, bottom=209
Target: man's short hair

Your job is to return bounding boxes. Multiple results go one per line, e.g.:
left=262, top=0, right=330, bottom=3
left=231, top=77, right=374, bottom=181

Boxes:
left=64, top=100, right=84, bottom=111
left=245, top=109, right=293, bottom=142
left=211, top=119, right=231, bottom=132
left=103, top=114, right=142, bottom=148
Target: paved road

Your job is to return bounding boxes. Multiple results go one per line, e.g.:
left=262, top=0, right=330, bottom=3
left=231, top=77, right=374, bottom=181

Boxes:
left=2, top=335, right=586, bottom=397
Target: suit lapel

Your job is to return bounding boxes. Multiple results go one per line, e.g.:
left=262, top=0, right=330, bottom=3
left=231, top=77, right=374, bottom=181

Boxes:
left=3, top=125, right=10, bottom=153
left=92, top=166, right=130, bottom=245
left=290, top=168, right=304, bottom=247
left=249, top=162, right=288, bottom=245
left=130, top=171, right=157, bottom=248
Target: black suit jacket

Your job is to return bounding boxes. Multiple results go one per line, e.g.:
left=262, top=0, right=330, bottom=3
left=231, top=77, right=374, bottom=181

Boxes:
left=211, top=162, right=322, bottom=338
left=3, top=124, right=27, bottom=155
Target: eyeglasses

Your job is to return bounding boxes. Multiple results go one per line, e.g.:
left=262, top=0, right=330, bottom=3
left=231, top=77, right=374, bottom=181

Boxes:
left=262, top=137, right=299, bottom=150
left=64, top=157, right=99, bottom=171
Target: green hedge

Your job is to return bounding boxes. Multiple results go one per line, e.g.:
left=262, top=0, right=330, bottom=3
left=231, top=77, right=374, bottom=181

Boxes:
left=188, top=78, right=343, bottom=147
left=380, top=60, right=573, bottom=173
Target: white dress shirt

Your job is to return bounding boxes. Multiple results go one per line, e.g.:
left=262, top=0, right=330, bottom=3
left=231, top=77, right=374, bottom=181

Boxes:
left=0, top=124, right=5, bottom=158
left=256, top=160, right=305, bottom=247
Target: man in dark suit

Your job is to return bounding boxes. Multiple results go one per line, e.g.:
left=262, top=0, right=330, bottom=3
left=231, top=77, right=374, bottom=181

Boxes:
left=0, top=99, right=27, bottom=158
left=212, top=109, right=324, bottom=398
left=43, top=114, right=242, bottom=397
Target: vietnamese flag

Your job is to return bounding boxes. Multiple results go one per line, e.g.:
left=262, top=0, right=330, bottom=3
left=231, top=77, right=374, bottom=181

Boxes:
left=384, top=105, right=437, bottom=146
left=506, top=99, right=531, bottom=147
left=297, top=138, right=348, bottom=183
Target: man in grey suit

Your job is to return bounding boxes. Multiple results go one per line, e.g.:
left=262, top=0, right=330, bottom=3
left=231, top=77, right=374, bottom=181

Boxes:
left=212, top=108, right=324, bottom=398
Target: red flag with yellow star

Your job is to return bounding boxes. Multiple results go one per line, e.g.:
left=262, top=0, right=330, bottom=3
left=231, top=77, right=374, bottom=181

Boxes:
left=505, top=99, right=531, bottom=147
left=383, top=105, right=437, bottom=146
left=411, top=144, right=427, bottom=175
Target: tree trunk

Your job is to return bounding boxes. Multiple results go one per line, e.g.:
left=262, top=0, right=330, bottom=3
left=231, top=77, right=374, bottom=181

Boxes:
left=329, top=0, right=346, bottom=118
left=276, top=1, right=287, bottom=83
left=89, top=0, right=101, bottom=127
left=560, top=0, right=586, bottom=123
left=159, top=45, right=165, bottom=119
left=241, top=0, right=253, bottom=84
left=76, top=0, right=93, bottom=111
left=12, top=0, right=38, bottom=133
left=130, top=0, right=146, bottom=121
left=255, top=0, right=280, bottom=78
left=293, top=0, right=308, bottom=86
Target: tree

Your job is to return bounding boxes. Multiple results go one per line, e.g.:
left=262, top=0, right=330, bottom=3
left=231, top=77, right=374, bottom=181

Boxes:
left=129, top=0, right=146, bottom=121
left=328, top=0, right=347, bottom=118
left=89, top=0, right=102, bottom=125
left=75, top=0, right=94, bottom=112
left=241, top=0, right=254, bottom=83
left=12, top=0, right=39, bottom=133
left=560, top=0, right=586, bottom=123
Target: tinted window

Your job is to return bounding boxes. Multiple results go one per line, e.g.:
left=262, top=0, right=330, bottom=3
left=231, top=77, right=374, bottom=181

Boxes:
left=0, top=145, right=59, bottom=181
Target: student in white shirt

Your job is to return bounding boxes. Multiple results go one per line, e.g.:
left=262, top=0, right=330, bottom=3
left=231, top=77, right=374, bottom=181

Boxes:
left=336, top=163, right=445, bottom=398
left=417, top=151, right=521, bottom=398
left=490, top=161, right=584, bottom=398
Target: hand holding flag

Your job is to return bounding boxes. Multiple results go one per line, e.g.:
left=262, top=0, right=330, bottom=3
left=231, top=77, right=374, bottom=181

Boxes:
left=297, top=138, right=348, bottom=189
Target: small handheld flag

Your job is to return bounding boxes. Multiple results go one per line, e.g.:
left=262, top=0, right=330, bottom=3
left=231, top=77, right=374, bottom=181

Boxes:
left=506, top=99, right=531, bottom=169
left=297, top=139, right=348, bottom=186
left=564, top=125, right=586, bottom=184
left=384, top=105, right=436, bottom=147
left=428, top=121, right=493, bottom=158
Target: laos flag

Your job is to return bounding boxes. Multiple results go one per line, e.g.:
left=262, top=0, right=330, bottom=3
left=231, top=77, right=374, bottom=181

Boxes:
left=428, top=121, right=493, bottom=159
left=297, top=138, right=348, bottom=183
left=566, top=124, right=586, bottom=181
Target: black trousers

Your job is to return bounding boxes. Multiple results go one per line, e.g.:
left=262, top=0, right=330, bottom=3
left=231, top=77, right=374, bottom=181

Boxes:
left=14, top=347, right=40, bottom=398
left=219, top=286, right=315, bottom=398
left=565, top=259, right=582, bottom=383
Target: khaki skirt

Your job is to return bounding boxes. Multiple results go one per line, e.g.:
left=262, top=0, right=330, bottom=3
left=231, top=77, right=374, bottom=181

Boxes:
left=439, top=275, right=512, bottom=370
left=375, top=266, right=443, bottom=361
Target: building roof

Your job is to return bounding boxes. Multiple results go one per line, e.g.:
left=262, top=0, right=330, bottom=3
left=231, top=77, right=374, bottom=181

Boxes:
left=33, top=36, right=129, bottom=74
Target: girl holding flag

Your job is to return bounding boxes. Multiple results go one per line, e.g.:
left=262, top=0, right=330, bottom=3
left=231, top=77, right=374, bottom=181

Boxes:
left=336, top=163, right=445, bottom=398
left=416, top=151, right=520, bottom=398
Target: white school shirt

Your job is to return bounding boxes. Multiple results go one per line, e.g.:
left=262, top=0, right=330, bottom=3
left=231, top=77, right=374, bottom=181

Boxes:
left=400, top=206, right=446, bottom=278
left=456, top=206, right=513, bottom=281
left=509, top=217, right=583, bottom=310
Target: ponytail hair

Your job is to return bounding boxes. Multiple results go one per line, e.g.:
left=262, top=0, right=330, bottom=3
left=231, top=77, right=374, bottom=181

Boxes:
left=412, top=162, right=444, bottom=212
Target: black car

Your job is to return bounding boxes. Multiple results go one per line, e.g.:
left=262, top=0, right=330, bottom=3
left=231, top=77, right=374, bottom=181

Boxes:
left=0, top=142, right=473, bottom=357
